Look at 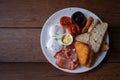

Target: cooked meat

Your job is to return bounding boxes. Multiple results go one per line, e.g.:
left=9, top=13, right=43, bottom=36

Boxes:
left=54, top=45, right=79, bottom=70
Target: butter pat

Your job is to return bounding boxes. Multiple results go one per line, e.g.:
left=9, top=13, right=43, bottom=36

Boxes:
left=61, top=33, right=73, bottom=45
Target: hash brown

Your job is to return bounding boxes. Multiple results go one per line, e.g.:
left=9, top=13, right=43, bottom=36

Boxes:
left=74, top=41, right=90, bottom=66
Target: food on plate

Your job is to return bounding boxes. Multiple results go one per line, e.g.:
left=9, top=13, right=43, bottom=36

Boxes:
left=88, top=19, right=100, bottom=32
left=101, top=41, right=109, bottom=51
left=61, top=33, right=73, bottom=45
left=75, top=22, right=109, bottom=52
left=46, top=10, right=109, bottom=70
left=60, top=16, right=72, bottom=28
left=71, top=11, right=86, bottom=28
left=60, top=16, right=81, bottom=37
left=54, top=45, right=79, bottom=70
left=89, top=23, right=108, bottom=53
left=82, top=16, right=93, bottom=33
left=68, top=24, right=81, bottom=37
left=74, top=22, right=108, bottom=67
left=46, top=38, right=63, bottom=53
left=75, top=32, right=90, bottom=44
left=49, top=25, right=65, bottom=37
left=74, top=41, right=91, bottom=67
left=85, top=48, right=94, bottom=67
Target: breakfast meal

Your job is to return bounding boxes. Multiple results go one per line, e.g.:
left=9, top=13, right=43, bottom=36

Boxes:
left=46, top=11, right=109, bottom=70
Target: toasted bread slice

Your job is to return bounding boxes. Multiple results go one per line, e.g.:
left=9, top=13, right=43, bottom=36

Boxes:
left=101, top=41, right=109, bottom=51
left=88, top=19, right=99, bottom=32
left=75, top=33, right=90, bottom=44
left=89, top=23, right=108, bottom=53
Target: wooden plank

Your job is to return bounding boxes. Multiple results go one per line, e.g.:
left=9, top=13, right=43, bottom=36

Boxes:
left=0, top=0, right=120, bottom=27
left=105, top=28, right=120, bottom=62
left=0, top=63, right=119, bottom=80
left=0, top=29, right=47, bottom=62
left=0, top=28, right=119, bottom=62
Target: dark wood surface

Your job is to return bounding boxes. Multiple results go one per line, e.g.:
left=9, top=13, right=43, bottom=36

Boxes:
left=0, top=0, right=120, bottom=80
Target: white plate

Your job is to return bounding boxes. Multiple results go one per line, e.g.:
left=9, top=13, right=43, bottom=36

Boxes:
left=40, top=7, right=109, bottom=73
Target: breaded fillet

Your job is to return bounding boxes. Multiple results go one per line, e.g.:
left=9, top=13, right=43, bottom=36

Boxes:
left=85, top=48, right=94, bottom=67
left=74, top=41, right=90, bottom=66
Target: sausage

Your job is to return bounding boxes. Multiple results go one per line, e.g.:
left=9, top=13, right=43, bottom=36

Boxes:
left=88, top=19, right=99, bottom=32
left=82, top=16, right=93, bottom=33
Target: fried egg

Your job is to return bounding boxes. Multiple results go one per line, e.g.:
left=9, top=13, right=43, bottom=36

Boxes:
left=46, top=38, right=63, bottom=54
left=49, top=25, right=65, bottom=37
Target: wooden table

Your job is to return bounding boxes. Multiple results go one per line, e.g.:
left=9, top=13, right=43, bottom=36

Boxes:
left=0, top=0, right=120, bottom=80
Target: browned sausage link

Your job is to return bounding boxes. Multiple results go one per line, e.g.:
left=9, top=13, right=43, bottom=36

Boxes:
left=82, top=16, right=93, bottom=33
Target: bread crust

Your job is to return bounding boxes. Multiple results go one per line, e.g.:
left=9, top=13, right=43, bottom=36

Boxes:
left=88, top=19, right=99, bottom=32
left=75, top=33, right=90, bottom=44
left=89, top=23, right=108, bottom=53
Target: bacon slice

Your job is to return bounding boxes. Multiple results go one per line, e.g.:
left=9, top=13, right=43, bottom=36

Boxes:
left=54, top=46, right=79, bottom=70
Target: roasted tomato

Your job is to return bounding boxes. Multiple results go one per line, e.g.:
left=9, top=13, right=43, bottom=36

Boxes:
left=60, top=16, right=72, bottom=28
left=68, top=24, right=81, bottom=37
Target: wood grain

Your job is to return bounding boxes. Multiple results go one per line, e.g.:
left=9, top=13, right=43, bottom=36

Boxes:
left=0, top=28, right=119, bottom=62
left=0, top=63, right=119, bottom=80
left=0, top=0, right=120, bottom=27
left=0, top=0, right=119, bottom=80
left=0, top=29, right=47, bottom=62
left=105, top=28, right=120, bottom=62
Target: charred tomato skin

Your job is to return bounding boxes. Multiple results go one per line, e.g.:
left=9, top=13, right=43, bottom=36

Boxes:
left=60, top=16, right=72, bottom=28
left=68, top=24, right=81, bottom=37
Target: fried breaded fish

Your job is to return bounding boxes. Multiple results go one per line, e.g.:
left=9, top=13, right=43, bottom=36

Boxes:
left=74, top=41, right=94, bottom=67
left=74, top=41, right=90, bottom=66
left=85, top=48, right=94, bottom=67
